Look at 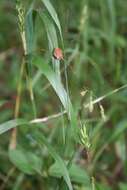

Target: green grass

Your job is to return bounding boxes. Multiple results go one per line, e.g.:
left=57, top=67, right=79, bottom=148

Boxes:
left=0, top=0, right=127, bottom=189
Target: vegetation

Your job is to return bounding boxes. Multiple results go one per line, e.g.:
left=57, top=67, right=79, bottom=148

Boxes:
left=0, top=0, right=127, bottom=189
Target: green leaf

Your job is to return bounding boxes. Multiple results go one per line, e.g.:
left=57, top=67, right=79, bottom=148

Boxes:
left=41, top=0, right=62, bottom=40
left=13, top=174, right=24, bottom=190
left=110, top=120, right=127, bottom=142
left=0, top=100, right=7, bottom=107
left=69, top=163, right=90, bottom=185
left=39, top=11, right=58, bottom=53
left=9, top=148, right=42, bottom=175
left=95, top=182, right=112, bottom=190
left=49, top=162, right=90, bottom=186
left=0, top=119, right=27, bottom=135
left=32, top=131, right=73, bottom=190
left=33, top=56, right=72, bottom=117
left=25, top=3, right=36, bottom=54
left=119, top=183, right=127, bottom=190
left=93, top=120, right=127, bottom=165
left=33, top=56, right=79, bottom=141
left=36, top=6, right=79, bottom=142
left=39, top=10, right=60, bottom=76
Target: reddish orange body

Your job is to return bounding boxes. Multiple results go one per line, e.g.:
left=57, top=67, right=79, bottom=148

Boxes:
left=53, top=48, right=63, bottom=60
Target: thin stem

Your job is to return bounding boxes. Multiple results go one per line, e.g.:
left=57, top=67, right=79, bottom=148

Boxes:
left=30, top=110, right=66, bottom=124
left=9, top=58, right=25, bottom=149
left=29, top=79, right=37, bottom=118
left=25, top=58, right=37, bottom=118
left=84, top=84, right=127, bottom=109
left=10, top=0, right=37, bottom=148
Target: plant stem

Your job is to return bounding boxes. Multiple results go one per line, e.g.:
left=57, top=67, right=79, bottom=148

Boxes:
left=9, top=1, right=36, bottom=148
left=26, top=65, right=37, bottom=118
left=24, top=52, right=37, bottom=118
left=9, top=58, right=25, bottom=149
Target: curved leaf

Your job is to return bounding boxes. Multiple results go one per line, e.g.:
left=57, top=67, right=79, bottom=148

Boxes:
left=41, top=0, right=62, bottom=40
left=0, top=119, right=27, bottom=135
left=32, top=131, right=73, bottom=190
left=9, top=148, right=42, bottom=175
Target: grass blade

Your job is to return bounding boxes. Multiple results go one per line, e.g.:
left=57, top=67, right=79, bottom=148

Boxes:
left=33, top=56, right=79, bottom=141
left=0, top=119, right=27, bottom=135
left=41, top=0, right=63, bottom=40
left=32, top=131, right=73, bottom=190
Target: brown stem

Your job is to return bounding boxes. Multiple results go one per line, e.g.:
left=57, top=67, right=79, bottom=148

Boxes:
left=9, top=58, right=25, bottom=149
